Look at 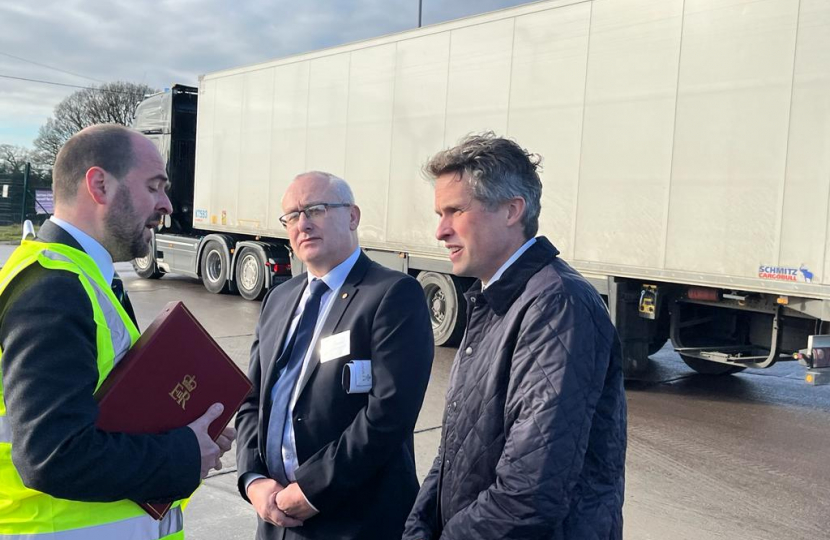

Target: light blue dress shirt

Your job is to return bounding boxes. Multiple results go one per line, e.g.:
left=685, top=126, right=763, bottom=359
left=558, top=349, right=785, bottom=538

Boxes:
left=49, top=217, right=115, bottom=286
left=244, top=247, right=361, bottom=502
left=482, top=237, right=536, bottom=290
left=275, top=247, right=361, bottom=481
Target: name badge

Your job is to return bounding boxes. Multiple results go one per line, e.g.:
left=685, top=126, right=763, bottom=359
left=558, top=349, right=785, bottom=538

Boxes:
left=320, top=330, right=350, bottom=363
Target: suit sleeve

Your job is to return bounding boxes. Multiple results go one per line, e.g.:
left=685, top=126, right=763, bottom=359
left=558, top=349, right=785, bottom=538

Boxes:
left=402, top=453, right=442, bottom=540
left=0, top=267, right=201, bottom=503
left=294, top=276, right=434, bottom=512
left=234, top=286, right=274, bottom=502
left=436, top=292, right=617, bottom=539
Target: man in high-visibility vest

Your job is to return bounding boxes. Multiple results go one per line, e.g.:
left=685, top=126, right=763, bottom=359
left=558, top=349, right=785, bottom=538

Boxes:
left=0, top=124, right=235, bottom=539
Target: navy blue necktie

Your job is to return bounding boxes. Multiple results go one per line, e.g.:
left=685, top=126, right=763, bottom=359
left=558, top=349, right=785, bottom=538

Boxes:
left=266, top=278, right=329, bottom=484
left=111, top=273, right=138, bottom=327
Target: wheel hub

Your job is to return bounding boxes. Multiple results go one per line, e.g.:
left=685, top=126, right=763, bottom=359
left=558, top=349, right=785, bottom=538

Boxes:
left=428, top=287, right=446, bottom=326
left=240, top=255, right=259, bottom=290
left=206, top=251, right=222, bottom=282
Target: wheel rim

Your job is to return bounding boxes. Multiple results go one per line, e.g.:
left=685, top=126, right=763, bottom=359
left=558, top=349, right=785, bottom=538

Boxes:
left=206, top=250, right=223, bottom=283
left=134, top=254, right=152, bottom=271
left=239, top=254, right=260, bottom=292
left=424, top=283, right=446, bottom=328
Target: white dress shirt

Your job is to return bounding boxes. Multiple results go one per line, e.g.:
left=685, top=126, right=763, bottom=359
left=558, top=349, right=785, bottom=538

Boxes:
left=482, top=237, right=536, bottom=290
left=49, top=217, right=115, bottom=286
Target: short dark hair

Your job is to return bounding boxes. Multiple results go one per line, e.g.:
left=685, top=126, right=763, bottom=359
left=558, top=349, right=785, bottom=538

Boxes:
left=425, top=132, right=542, bottom=238
left=52, top=124, right=136, bottom=205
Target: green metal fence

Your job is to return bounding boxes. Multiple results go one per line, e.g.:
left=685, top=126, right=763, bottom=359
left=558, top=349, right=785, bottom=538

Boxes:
left=0, top=164, right=52, bottom=226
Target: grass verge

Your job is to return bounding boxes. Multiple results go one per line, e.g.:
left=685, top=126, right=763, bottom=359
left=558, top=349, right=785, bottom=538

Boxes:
left=0, top=224, right=39, bottom=243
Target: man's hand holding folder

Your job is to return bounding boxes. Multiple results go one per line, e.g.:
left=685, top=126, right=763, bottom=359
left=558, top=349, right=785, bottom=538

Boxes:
left=188, top=402, right=236, bottom=478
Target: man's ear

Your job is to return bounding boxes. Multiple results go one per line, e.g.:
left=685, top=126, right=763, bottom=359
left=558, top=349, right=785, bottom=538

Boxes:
left=349, top=205, right=361, bottom=231
left=85, top=166, right=110, bottom=205
left=505, top=197, right=526, bottom=228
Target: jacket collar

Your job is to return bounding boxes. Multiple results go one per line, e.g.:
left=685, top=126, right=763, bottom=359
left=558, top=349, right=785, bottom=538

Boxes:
left=317, top=249, right=371, bottom=338
left=36, top=219, right=85, bottom=252
left=465, top=236, right=559, bottom=316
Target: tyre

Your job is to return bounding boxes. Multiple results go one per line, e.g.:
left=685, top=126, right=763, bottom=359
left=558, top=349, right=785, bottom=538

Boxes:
left=200, top=240, right=232, bottom=294
left=132, top=250, right=163, bottom=279
left=680, top=354, right=746, bottom=375
left=417, top=271, right=466, bottom=347
left=235, top=247, right=266, bottom=301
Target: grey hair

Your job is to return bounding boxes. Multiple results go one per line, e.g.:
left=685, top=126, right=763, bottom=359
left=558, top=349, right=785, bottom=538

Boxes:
left=295, top=170, right=355, bottom=204
left=425, top=132, right=542, bottom=238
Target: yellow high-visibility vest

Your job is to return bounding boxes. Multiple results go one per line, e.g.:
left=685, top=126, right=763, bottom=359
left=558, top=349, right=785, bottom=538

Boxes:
left=0, top=240, right=185, bottom=539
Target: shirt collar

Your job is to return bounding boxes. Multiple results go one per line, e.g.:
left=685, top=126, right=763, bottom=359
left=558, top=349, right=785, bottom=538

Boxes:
left=307, top=247, right=361, bottom=292
left=482, top=237, right=537, bottom=290
left=467, top=237, right=560, bottom=316
left=49, top=216, right=115, bottom=285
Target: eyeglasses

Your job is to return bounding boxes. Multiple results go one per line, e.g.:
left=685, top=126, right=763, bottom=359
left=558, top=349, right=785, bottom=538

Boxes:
left=279, top=203, right=351, bottom=228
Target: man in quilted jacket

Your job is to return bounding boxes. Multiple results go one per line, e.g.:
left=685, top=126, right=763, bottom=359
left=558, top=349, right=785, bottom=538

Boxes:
left=404, top=132, right=627, bottom=540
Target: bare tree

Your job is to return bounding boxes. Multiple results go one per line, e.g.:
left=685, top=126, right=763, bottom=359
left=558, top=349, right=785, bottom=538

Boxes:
left=33, top=118, right=70, bottom=167
left=34, top=81, right=157, bottom=165
left=0, top=144, right=32, bottom=174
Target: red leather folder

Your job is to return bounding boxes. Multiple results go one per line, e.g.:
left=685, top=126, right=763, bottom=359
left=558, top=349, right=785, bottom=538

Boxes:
left=94, top=300, right=252, bottom=520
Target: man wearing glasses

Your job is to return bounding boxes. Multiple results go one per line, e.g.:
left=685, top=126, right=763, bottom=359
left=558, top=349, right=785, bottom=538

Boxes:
left=236, top=171, right=434, bottom=540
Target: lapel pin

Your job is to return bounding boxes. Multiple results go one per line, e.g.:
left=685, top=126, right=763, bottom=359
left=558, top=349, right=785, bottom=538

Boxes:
left=342, top=293, right=348, bottom=299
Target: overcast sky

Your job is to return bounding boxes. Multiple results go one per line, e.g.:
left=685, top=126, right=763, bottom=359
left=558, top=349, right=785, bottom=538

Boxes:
left=0, top=0, right=534, bottom=148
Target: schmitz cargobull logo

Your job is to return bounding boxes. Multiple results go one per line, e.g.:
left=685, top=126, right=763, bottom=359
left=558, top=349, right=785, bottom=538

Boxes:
left=758, top=264, right=814, bottom=283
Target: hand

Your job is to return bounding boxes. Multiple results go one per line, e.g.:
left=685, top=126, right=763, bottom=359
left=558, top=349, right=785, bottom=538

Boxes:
left=216, top=425, right=236, bottom=458
left=248, top=478, right=304, bottom=528
left=276, top=482, right=319, bottom=521
left=186, top=402, right=226, bottom=479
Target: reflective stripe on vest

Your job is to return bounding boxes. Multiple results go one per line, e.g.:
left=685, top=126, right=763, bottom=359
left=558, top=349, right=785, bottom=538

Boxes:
left=0, top=416, right=8, bottom=444
left=39, top=249, right=133, bottom=367
left=0, top=506, right=184, bottom=539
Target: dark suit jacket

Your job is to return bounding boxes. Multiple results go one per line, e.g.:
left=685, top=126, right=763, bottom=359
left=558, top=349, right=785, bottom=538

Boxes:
left=236, top=252, right=434, bottom=540
left=0, top=220, right=200, bottom=503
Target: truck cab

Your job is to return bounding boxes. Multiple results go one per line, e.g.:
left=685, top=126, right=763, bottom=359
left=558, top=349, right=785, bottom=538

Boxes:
left=131, top=85, right=292, bottom=299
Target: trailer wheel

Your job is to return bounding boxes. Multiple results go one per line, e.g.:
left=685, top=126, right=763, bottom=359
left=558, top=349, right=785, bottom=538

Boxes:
left=200, top=240, right=231, bottom=294
left=236, top=247, right=266, bottom=301
left=680, top=354, right=746, bottom=375
left=132, top=251, right=163, bottom=279
left=417, top=271, right=466, bottom=347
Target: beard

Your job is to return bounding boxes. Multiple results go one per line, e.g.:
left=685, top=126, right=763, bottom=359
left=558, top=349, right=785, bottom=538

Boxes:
left=103, top=187, right=158, bottom=262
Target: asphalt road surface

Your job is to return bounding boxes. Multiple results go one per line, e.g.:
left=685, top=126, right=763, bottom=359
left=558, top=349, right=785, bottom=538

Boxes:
left=90, top=263, right=830, bottom=539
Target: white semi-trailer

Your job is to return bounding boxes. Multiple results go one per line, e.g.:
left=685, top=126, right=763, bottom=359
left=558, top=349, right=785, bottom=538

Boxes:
left=132, top=0, right=830, bottom=382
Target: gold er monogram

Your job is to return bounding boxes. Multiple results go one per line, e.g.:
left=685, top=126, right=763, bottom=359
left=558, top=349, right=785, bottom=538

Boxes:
left=169, top=375, right=197, bottom=410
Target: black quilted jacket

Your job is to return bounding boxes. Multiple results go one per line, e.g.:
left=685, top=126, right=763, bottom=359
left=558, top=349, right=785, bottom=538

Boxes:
left=404, top=237, right=627, bottom=540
